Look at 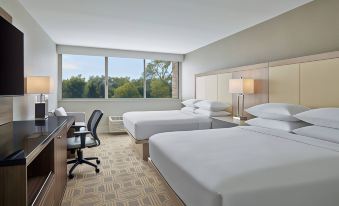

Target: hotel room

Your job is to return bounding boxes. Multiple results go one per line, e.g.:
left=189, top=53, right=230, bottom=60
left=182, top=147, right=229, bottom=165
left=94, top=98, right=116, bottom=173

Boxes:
left=0, top=0, right=339, bottom=205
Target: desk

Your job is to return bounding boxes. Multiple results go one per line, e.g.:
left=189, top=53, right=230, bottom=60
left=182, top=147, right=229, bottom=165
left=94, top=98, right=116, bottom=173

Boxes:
left=0, top=116, right=74, bottom=206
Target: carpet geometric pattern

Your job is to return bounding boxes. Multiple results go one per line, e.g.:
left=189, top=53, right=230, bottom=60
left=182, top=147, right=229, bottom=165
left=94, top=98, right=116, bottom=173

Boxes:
left=61, top=134, right=182, bottom=206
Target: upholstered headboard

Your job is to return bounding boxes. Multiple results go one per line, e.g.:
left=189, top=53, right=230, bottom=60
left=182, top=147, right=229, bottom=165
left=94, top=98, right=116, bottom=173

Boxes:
left=195, top=63, right=269, bottom=114
left=269, top=51, right=339, bottom=108
left=195, top=51, right=339, bottom=116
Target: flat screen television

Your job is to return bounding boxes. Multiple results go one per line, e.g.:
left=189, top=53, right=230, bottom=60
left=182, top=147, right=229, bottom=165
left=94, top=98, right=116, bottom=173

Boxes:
left=0, top=16, right=24, bottom=96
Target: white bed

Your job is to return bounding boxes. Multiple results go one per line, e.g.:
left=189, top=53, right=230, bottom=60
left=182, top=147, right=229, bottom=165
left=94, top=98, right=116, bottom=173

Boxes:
left=123, top=110, right=211, bottom=141
left=149, top=126, right=339, bottom=206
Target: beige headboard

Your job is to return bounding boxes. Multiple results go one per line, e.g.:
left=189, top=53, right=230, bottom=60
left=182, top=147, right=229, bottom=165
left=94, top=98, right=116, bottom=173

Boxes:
left=269, top=51, right=339, bottom=108
left=195, top=51, right=339, bottom=115
left=195, top=63, right=269, bottom=115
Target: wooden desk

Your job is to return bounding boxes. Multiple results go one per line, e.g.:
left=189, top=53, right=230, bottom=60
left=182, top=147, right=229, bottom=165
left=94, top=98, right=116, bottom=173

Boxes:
left=0, top=116, right=74, bottom=206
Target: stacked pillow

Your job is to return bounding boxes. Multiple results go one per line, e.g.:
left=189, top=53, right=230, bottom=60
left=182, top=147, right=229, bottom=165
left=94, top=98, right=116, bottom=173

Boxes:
left=194, top=100, right=230, bottom=117
left=293, top=108, right=339, bottom=144
left=181, top=99, right=201, bottom=113
left=245, top=103, right=310, bottom=132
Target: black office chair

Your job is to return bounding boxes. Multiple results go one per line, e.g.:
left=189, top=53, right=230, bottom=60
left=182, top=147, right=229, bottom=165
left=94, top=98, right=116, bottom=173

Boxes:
left=67, top=110, right=103, bottom=179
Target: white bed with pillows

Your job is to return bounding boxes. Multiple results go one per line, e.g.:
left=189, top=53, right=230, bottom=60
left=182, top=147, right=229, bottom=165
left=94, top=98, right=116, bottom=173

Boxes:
left=123, top=99, right=230, bottom=141
left=149, top=104, right=339, bottom=206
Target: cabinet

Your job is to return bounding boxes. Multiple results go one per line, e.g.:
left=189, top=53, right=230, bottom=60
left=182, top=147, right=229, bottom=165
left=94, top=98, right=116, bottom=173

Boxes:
left=0, top=116, right=74, bottom=206
left=54, top=125, right=68, bottom=206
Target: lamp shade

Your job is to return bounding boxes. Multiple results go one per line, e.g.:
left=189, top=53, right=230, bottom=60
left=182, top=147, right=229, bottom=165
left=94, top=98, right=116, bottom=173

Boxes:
left=229, top=78, right=254, bottom=94
left=26, top=76, right=51, bottom=94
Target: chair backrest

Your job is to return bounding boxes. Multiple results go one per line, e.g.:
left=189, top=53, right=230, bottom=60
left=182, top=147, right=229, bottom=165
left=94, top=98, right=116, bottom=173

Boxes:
left=87, top=110, right=103, bottom=145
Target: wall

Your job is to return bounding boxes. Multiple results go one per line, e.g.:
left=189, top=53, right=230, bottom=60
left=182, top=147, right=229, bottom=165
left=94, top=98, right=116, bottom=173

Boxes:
left=0, top=0, right=57, bottom=120
left=182, top=0, right=339, bottom=99
left=59, top=99, right=182, bottom=132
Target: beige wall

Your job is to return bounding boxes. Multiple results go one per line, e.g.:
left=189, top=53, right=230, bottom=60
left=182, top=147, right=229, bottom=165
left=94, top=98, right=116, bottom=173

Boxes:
left=0, top=0, right=57, bottom=120
left=182, top=0, right=339, bottom=99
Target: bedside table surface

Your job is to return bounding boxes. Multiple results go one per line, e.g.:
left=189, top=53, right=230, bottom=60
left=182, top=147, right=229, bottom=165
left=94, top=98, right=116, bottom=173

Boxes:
left=211, top=116, right=247, bottom=126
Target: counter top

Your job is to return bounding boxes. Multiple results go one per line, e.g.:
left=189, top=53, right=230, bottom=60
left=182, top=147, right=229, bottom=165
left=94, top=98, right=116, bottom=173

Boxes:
left=0, top=116, right=73, bottom=166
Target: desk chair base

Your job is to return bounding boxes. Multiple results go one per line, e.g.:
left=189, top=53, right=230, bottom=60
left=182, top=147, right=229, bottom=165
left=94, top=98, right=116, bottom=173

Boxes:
left=67, top=149, right=100, bottom=179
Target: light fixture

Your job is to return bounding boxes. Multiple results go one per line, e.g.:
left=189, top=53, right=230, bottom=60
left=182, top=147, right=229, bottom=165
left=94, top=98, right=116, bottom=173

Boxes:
left=26, top=76, right=51, bottom=119
left=229, top=77, right=254, bottom=120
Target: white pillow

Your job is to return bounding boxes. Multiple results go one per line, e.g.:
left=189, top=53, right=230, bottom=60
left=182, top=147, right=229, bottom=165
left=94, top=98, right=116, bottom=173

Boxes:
left=54, top=107, right=67, bottom=116
left=246, top=118, right=309, bottom=132
left=294, top=108, right=339, bottom=129
left=194, top=100, right=230, bottom=112
left=182, top=99, right=200, bottom=107
left=195, top=109, right=230, bottom=117
left=293, top=126, right=339, bottom=144
left=245, top=103, right=309, bottom=121
left=181, top=107, right=196, bottom=113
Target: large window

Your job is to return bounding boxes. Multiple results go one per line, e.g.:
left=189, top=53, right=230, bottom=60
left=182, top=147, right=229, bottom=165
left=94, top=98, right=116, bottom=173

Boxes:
left=62, top=54, right=105, bottom=98
left=146, top=60, right=178, bottom=98
left=61, top=54, right=179, bottom=99
left=108, top=57, right=144, bottom=98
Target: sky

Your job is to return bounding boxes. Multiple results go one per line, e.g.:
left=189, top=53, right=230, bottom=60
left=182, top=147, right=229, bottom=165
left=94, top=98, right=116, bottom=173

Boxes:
left=62, top=54, right=144, bottom=80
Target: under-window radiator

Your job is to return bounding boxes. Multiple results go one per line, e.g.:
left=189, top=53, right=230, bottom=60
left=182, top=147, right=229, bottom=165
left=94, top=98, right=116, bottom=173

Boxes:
left=108, top=116, right=126, bottom=133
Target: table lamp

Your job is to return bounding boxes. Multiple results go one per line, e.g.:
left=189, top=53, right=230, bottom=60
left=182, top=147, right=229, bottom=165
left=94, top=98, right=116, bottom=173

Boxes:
left=229, top=77, right=254, bottom=120
left=26, top=76, right=51, bottom=119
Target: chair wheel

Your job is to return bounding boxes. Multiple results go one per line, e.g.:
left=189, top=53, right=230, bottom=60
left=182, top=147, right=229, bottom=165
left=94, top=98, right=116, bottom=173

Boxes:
left=96, top=159, right=100, bottom=164
left=95, top=168, right=100, bottom=173
left=68, top=174, right=74, bottom=179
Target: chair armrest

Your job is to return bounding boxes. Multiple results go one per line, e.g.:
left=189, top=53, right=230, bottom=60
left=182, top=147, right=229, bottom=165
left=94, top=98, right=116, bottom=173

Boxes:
left=74, top=130, right=91, bottom=148
left=74, top=130, right=91, bottom=136
left=71, top=124, right=86, bottom=132
left=67, top=112, right=86, bottom=122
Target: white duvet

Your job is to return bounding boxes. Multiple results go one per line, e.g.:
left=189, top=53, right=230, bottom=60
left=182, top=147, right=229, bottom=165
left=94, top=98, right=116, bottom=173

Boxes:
left=123, top=110, right=211, bottom=140
left=149, top=126, right=339, bottom=206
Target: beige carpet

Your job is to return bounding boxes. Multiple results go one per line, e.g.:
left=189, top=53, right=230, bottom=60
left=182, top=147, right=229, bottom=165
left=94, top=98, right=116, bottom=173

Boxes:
left=61, top=134, right=182, bottom=206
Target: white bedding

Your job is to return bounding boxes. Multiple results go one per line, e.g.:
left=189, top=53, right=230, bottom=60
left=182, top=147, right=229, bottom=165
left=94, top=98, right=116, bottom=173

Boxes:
left=123, top=110, right=211, bottom=140
left=149, top=126, right=339, bottom=206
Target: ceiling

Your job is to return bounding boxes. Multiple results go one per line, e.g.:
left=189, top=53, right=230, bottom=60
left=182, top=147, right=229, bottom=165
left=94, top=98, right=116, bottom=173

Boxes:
left=19, top=0, right=313, bottom=54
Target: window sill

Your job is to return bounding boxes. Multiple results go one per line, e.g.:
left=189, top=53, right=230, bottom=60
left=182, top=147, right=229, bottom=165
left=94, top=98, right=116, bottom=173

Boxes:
left=58, top=98, right=181, bottom=102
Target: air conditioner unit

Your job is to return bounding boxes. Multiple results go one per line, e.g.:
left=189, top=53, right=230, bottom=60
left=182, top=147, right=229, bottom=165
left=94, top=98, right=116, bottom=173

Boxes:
left=108, top=116, right=126, bottom=133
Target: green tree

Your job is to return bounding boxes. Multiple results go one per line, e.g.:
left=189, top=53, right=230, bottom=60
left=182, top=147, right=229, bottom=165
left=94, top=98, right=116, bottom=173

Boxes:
left=145, top=60, right=173, bottom=98
left=108, top=77, right=130, bottom=97
left=150, top=79, right=170, bottom=98
left=83, top=76, right=105, bottom=98
left=145, top=60, right=172, bottom=81
left=114, top=82, right=142, bottom=98
left=62, top=75, right=86, bottom=98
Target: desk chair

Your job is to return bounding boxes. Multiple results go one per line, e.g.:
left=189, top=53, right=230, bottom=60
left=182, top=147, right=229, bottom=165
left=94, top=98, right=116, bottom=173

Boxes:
left=67, top=110, right=103, bottom=179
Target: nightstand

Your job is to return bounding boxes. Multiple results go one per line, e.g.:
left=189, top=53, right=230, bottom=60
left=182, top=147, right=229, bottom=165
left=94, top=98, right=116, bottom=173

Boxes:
left=211, top=116, right=247, bottom=129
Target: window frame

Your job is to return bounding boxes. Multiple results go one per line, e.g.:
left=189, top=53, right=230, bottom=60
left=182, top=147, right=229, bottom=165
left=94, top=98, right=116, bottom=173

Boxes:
left=58, top=54, right=179, bottom=100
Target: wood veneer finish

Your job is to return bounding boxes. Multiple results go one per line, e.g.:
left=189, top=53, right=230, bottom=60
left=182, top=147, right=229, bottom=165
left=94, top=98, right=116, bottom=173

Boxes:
left=0, top=165, right=26, bottom=206
left=0, top=8, right=13, bottom=126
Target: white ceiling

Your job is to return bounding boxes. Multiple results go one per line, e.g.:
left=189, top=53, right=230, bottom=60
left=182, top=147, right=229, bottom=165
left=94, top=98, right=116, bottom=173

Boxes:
left=19, top=0, right=312, bottom=54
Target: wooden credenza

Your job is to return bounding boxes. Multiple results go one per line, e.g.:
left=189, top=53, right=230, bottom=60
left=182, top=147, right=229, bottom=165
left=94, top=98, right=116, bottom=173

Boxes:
left=0, top=116, right=74, bottom=206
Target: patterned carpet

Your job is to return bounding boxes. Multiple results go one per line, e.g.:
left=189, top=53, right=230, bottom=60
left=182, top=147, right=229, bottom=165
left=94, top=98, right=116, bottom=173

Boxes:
left=61, top=134, right=182, bottom=206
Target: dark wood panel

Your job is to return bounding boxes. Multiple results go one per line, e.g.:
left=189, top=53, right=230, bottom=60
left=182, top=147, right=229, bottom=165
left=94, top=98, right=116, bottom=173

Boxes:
left=232, top=67, right=269, bottom=118
left=54, top=125, right=68, bottom=205
left=0, top=165, right=26, bottom=206
left=0, top=9, right=13, bottom=126
left=0, top=97, right=13, bottom=125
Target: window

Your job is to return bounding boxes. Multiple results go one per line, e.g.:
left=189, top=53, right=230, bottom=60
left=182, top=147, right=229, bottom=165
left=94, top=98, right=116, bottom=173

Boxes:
left=145, top=60, right=178, bottom=98
left=108, top=57, right=144, bottom=98
left=61, top=55, right=179, bottom=99
left=62, top=54, right=105, bottom=98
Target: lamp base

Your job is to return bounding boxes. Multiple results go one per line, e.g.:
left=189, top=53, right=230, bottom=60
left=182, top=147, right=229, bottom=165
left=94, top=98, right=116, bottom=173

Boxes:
left=233, top=116, right=248, bottom=121
left=35, top=102, right=48, bottom=120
